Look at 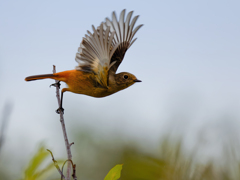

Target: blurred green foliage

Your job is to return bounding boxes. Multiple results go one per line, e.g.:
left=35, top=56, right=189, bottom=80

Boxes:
left=71, top=130, right=240, bottom=180
left=1, top=130, right=240, bottom=179
left=20, top=144, right=63, bottom=180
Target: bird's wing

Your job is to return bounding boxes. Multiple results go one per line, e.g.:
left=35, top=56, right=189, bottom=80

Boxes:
left=75, top=23, right=116, bottom=88
left=103, top=9, right=143, bottom=74
left=75, top=9, right=142, bottom=87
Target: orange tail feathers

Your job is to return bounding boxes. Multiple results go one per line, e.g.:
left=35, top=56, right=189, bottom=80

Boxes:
left=25, top=74, right=57, bottom=81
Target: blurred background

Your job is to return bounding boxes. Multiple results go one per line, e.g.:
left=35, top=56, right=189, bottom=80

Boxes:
left=0, top=0, right=240, bottom=179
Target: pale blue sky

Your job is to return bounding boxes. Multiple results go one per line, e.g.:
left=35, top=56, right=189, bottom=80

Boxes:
left=1, top=0, right=240, bottom=174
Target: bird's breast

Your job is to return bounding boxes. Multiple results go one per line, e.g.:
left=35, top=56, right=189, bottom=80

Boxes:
left=64, top=70, right=116, bottom=98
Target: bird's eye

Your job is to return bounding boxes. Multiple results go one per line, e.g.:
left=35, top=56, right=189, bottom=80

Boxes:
left=124, top=75, right=128, bottom=79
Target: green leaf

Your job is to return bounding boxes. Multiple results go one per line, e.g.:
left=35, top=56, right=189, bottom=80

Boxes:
left=104, top=164, right=123, bottom=180
left=24, top=145, right=49, bottom=178
left=22, top=144, right=64, bottom=180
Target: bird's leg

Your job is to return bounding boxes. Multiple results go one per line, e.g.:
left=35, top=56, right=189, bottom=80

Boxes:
left=50, top=80, right=61, bottom=88
left=56, top=90, right=64, bottom=114
left=50, top=80, right=64, bottom=114
left=56, top=88, right=68, bottom=114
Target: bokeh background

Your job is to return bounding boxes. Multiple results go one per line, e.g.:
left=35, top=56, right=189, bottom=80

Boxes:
left=0, top=0, right=240, bottom=179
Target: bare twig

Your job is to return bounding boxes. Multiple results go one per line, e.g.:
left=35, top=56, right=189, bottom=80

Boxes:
left=52, top=65, right=73, bottom=180
left=62, top=159, right=77, bottom=180
left=72, top=164, right=77, bottom=180
left=47, top=149, right=65, bottom=179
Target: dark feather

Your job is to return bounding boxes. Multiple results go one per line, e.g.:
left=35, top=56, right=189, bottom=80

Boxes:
left=103, top=10, right=143, bottom=74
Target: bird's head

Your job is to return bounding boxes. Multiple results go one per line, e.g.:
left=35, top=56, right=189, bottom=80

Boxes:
left=114, top=72, right=141, bottom=91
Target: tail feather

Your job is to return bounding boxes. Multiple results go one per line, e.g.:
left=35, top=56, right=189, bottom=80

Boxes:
left=25, top=74, right=56, bottom=81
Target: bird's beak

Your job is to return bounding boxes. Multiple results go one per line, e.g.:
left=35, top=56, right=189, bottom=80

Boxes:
left=134, top=79, right=142, bottom=82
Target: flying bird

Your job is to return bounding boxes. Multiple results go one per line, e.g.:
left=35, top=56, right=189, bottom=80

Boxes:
left=25, top=9, right=143, bottom=113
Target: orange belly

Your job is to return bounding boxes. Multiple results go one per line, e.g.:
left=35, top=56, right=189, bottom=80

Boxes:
left=54, top=69, right=115, bottom=97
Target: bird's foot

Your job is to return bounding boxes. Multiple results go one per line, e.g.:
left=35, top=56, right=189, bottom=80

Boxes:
left=56, top=107, right=64, bottom=114
left=50, top=81, right=61, bottom=88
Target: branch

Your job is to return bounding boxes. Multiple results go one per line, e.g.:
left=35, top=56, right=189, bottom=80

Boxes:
left=52, top=65, right=74, bottom=180
left=62, top=159, right=77, bottom=180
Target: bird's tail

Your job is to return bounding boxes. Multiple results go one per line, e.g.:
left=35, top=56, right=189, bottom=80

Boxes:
left=25, top=74, right=57, bottom=81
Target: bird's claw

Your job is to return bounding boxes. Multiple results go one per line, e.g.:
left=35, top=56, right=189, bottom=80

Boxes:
left=56, top=107, right=64, bottom=114
left=50, top=81, right=61, bottom=88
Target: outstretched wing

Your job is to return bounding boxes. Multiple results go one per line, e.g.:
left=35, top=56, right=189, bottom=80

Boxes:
left=103, top=9, right=143, bottom=74
left=75, top=9, right=142, bottom=87
left=75, top=23, right=116, bottom=88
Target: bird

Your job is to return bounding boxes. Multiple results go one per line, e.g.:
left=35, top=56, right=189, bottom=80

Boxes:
left=25, top=9, right=143, bottom=113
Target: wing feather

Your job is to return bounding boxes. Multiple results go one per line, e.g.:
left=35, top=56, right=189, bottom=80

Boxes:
left=75, top=9, right=142, bottom=87
left=119, top=9, right=125, bottom=43
left=112, top=12, right=121, bottom=42
left=126, top=15, right=139, bottom=42
left=102, top=9, right=143, bottom=74
left=124, top=11, right=133, bottom=42
left=75, top=23, right=115, bottom=87
left=129, top=24, right=143, bottom=44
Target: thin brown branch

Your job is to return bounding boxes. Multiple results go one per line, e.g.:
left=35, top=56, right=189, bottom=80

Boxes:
left=61, top=159, right=77, bottom=180
left=52, top=65, right=73, bottom=180
left=72, top=164, right=77, bottom=180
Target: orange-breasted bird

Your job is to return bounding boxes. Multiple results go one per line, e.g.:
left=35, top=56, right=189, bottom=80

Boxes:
left=25, top=9, right=143, bottom=113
